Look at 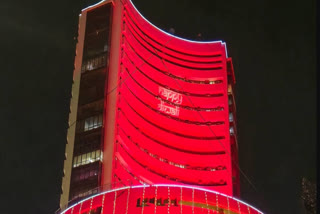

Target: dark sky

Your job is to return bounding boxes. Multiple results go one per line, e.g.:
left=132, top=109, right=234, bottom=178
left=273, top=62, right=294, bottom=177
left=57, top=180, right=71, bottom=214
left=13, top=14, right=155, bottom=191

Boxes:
left=1, top=0, right=316, bottom=213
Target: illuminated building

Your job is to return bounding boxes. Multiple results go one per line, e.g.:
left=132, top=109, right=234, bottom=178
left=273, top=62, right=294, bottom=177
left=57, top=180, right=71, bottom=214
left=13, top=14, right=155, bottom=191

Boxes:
left=58, top=0, right=261, bottom=213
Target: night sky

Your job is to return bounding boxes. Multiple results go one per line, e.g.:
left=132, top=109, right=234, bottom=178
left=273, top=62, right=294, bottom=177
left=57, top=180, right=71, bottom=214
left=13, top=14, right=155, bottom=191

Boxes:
left=1, top=0, right=316, bottom=213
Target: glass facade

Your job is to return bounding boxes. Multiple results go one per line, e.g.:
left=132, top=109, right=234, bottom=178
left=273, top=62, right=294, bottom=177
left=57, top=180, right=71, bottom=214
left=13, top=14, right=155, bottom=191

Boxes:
left=68, top=3, right=113, bottom=202
left=73, top=150, right=103, bottom=167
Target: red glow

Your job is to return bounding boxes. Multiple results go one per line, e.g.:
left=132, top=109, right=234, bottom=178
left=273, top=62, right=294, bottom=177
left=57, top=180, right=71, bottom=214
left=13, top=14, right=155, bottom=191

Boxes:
left=61, top=185, right=262, bottom=214
left=107, top=0, right=238, bottom=197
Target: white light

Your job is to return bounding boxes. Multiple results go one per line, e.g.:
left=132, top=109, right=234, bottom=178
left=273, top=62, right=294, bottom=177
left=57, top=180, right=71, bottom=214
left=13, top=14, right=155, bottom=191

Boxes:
left=60, top=186, right=130, bottom=214
left=152, top=184, right=264, bottom=214
left=222, top=42, right=229, bottom=58
left=81, top=0, right=108, bottom=12
left=60, top=184, right=264, bottom=214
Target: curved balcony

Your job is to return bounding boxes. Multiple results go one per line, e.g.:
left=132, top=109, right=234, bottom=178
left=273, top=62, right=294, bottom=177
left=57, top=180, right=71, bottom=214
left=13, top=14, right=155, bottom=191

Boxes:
left=119, top=94, right=227, bottom=138
left=117, top=108, right=229, bottom=152
left=121, top=54, right=226, bottom=97
left=120, top=82, right=226, bottom=125
left=117, top=128, right=228, bottom=168
left=116, top=135, right=229, bottom=186
left=120, top=63, right=227, bottom=109
left=117, top=114, right=227, bottom=154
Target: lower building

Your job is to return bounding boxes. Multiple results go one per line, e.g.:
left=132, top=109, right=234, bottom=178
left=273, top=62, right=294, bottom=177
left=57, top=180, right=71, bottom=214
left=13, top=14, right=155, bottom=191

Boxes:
left=59, top=185, right=263, bottom=214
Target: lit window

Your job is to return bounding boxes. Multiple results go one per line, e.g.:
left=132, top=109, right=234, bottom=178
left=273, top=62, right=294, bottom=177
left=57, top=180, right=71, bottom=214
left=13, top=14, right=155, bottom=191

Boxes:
left=73, top=157, right=77, bottom=167
left=81, top=154, right=86, bottom=164
left=73, top=150, right=103, bottom=168
left=85, top=153, right=90, bottom=163
left=228, top=85, right=233, bottom=95
left=96, top=150, right=101, bottom=159
left=230, top=127, right=235, bottom=135
left=91, top=151, right=96, bottom=159
left=81, top=54, right=107, bottom=73
left=84, top=114, right=103, bottom=131
left=77, top=156, right=81, bottom=166
left=104, top=44, right=108, bottom=51
left=229, top=112, right=234, bottom=122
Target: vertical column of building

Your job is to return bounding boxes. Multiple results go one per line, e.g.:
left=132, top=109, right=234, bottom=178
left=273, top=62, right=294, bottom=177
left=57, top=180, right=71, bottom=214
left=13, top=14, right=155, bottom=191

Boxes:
left=61, top=2, right=113, bottom=206
left=60, top=12, right=87, bottom=208
left=226, top=58, right=240, bottom=197
left=101, top=0, right=123, bottom=188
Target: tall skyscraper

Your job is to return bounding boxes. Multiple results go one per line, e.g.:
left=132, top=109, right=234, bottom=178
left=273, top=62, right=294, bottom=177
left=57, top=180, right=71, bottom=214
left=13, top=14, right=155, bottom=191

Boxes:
left=58, top=0, right=261, bottom=213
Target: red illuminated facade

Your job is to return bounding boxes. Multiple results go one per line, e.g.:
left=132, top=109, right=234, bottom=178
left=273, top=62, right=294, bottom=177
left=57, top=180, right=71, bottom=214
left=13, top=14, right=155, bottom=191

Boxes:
left=112, top=0, right=239, bottom=196
left=60, top=185, right=262, bottom=214
left=59, top=0, right=252, bottom=213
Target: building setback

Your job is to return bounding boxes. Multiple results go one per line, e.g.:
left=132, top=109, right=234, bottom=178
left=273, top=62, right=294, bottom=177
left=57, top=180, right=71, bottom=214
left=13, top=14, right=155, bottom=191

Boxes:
left=58, top=0, right=256, bottom=213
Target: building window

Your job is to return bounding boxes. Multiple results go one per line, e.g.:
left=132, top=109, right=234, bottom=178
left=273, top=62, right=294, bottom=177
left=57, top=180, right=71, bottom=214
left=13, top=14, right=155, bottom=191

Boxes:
left=73, top=168, right=99, bottom=182
left=72, top=188, right=99, bottom=201
left=230, top=127, right=235, bottom=135
left=73, top=150, right=103, bottom=167
left=103, top=44, right=109, bottom=52
left=81, top=54, right=107, bottom=73
left=228, top=84, right=233, bottom=95
left=84, top=114, right=103, bottom=131
left=228, top=95, right=233, bottom=105
left=229, top=112, right=234, bottom=122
